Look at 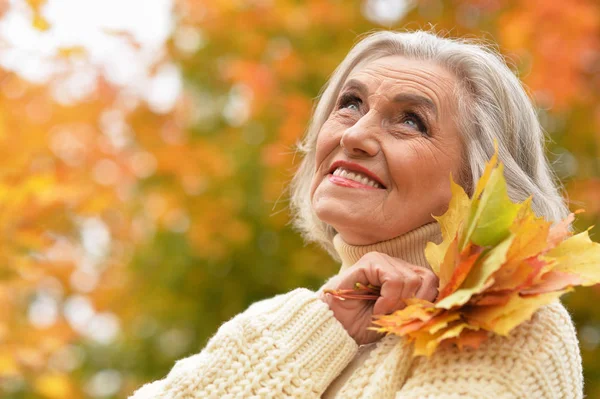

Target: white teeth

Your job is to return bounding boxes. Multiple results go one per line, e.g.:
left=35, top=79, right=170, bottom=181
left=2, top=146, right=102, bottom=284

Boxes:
left=332, top=167, right=383, bottom=189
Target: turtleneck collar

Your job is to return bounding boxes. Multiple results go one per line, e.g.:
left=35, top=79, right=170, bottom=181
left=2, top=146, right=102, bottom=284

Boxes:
left=333, top=221, right=443, bottom=272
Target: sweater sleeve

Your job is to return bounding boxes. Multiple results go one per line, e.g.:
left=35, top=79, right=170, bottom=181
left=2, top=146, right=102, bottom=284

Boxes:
left=395, top=300, right=583, bottom=399
left=128, top=288, right=358, bottom=398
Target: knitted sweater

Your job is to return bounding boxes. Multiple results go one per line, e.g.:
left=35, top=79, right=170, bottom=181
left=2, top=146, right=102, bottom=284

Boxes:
left=129, top=222, right=584, bottom=399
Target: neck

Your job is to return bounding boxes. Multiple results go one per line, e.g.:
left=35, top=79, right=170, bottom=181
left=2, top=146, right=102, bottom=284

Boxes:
left=333, top=222, right=443, bottom=272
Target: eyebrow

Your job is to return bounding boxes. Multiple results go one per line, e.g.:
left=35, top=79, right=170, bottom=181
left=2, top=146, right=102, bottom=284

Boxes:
left=393, top=93, right=437, bottom=118
left=341, top=79, right=438, bottom=118
left=342, top=79, right=369, bottom=95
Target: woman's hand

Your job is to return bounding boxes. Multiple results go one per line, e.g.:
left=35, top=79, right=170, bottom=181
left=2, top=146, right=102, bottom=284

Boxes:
left=319, top=252, right=439, bottom=346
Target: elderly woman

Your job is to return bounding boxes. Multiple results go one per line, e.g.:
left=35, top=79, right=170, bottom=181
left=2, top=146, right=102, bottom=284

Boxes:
left=130, top=30, right=583, bottom=398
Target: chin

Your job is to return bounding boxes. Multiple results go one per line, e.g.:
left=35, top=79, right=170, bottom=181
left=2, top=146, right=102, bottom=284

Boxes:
left=314, top=207, right=378, bottom=243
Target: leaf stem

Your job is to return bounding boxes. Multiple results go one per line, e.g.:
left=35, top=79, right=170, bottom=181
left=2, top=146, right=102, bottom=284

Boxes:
left=324, top=283, right=381, bottom=301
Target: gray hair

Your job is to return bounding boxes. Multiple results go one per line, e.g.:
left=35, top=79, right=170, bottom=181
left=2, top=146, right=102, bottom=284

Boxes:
left=288, top=30, right=569, bottom=261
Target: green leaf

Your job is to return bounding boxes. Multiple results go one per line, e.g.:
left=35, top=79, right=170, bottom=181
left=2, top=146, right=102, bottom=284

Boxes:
left=436, top=234, right=515, bottom=309
left=464, top=163, right=521, bottom=248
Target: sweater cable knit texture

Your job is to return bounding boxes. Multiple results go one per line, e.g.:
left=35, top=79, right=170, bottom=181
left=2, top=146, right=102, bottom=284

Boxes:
left=129, top=222, right=584, bottom=399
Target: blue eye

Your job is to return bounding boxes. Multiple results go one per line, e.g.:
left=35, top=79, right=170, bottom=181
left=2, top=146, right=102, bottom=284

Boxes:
left=404, top=118, right=418, bottom=128
left=338, top=93, right=362, bottom=111
left=402, top=112, right=427, bottom=135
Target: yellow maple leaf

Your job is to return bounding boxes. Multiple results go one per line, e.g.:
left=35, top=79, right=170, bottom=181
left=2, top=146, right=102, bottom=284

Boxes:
left=426, top=174, right=470, bottom=276
left=545, top=229, right=600, bottom=284
left=506, top=197, right=552, bottom=260
left=412, top=321, right=481, bottom=356
left=372, top=141, right=600, bottom=357
left=465, top=289, right=568, bottom=335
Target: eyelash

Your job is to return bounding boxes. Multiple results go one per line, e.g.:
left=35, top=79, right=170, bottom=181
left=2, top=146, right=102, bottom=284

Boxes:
left=402, top=112, right=428, bottom=135
left=338, top=93, right=362, bottom=111
left=337, top=93, right=428, bottom=135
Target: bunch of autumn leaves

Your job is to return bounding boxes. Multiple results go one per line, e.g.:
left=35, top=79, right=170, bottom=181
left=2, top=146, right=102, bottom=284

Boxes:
left=328, top=146, right=600, bottom=356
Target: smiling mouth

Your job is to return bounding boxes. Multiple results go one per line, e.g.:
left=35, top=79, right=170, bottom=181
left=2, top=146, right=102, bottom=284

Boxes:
left=329, top=167, right=386, bottom=189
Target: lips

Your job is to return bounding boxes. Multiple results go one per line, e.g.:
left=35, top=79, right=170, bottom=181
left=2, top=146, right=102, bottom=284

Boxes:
left=328, top=160, right=386, bottom=189
left=331, top=167, right=384, bottom=188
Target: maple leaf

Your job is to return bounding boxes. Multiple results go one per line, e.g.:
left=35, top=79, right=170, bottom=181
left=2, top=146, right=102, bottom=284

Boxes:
left=436, top=242, right=483, bottom=301
left=372, top=142, right=600, bottom=357
left=425, top=174, right=470, bottom=278
left=436, top=234, right=514, bottom=309
left=463, top=155, right=522, bottom=249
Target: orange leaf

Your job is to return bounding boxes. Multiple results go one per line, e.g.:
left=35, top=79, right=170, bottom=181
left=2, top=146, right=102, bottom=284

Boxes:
left=465, top=290, right=567, bottom=335
left=506, top=197, right=551, bottom=261
left=469, top=291, right=512, bottom=306
left=489, top=256, right=550, bottom=292
left=442, top=329, right=489, bottom=352
left=437, top=243, right=483, bottom=300
left=421, top=311, right=463, bottom=335
left=372, top=302, right=438, bottom=326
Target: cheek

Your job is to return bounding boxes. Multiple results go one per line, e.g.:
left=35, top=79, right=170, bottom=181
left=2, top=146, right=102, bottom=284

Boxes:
left=314, top=122, right=340, bottom=162
left=434, top=183, right=453, bottom=212
left=385, top=143, right=458, bottom=199
left=310, top=124, right=338, bottom=198
left=309, top=171, right=322, bottom=200
left=427, top=163, right=459, bottom=215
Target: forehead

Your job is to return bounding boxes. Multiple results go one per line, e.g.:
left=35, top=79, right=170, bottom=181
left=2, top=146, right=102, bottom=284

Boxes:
left=344, top=55, right=458, bottom=102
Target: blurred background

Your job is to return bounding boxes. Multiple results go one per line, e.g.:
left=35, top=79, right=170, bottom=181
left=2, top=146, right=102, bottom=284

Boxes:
left=0, top=0, right=598, bottom=397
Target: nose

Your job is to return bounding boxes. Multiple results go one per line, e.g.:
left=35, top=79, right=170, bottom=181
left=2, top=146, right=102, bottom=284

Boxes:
left=340, top=110, right=381, bottom=158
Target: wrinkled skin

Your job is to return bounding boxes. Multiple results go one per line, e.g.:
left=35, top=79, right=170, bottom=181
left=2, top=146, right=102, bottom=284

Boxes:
left=312, top=55, right=465, bottom=345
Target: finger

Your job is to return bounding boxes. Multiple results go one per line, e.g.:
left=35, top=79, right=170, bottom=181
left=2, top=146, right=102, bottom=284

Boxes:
left=334, top=265, right=373, bottom=291
left=409, top=266, right=439, bottom=302
left=372, top=266, right=402, bottom=315
left=414, top=276, right=436, bottom=302
left=373, top=266, right=421, bottom=315
left=374, top=256, right=430, bottom=301
left=399, top=268, right=423, bottom=303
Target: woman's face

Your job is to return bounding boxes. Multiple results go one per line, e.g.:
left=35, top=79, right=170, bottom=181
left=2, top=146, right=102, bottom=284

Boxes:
left=310, top=55, right=465, bottom=245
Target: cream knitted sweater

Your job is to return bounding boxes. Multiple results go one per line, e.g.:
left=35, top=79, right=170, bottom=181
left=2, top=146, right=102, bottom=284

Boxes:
left=129, top=222, right=584, bottom=399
